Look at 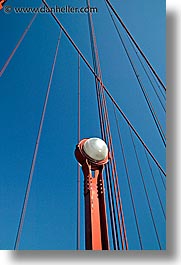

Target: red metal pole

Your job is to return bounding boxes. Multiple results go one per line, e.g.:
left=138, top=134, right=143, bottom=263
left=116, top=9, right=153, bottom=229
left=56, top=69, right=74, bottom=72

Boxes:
left=96, top=168, right=109, bottom=250
left=75, top=139, right=109, bottom=250
left=82, top=161, right=102, bottom=250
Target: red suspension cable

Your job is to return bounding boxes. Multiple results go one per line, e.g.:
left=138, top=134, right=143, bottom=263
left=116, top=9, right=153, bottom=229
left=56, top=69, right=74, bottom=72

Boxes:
left=87, top=7, right=119, bottom=249
left=87, top=0, right=128, bottom=250
left=77, top=54, right=81, bottom=250
left=105, top=4, right=166, bottom=147
left=41, top=0, right=166, bottom=178
left=129, top=127, right=162, bottom=249
left=14, top=30, right=62, bottom=250
left=104, top=0, right=166, bottom=92
left=113, top=106, right=143, bottom=249
left=0, top=12, right=38, bottom=77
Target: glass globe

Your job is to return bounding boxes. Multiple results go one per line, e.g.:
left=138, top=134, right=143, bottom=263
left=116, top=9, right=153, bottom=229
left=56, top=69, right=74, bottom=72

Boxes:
left=83, top=138, right=108, bottom=162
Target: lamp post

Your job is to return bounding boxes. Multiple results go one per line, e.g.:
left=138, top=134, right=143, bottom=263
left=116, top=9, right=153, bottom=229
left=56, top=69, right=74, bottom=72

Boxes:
left=75, top=138, right=109, bottom=250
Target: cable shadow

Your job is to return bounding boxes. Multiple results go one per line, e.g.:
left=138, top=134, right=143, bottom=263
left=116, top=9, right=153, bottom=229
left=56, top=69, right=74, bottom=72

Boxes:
left=7, top=9, right=178, bottom=263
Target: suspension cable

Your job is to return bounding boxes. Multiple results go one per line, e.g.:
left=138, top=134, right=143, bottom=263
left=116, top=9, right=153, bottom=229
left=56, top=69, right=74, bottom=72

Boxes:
left=105, top=2, right=166, bottom=112
left=91, top=0, right=129, bottom=248
left=129, top=39, right=166, bottom=112
left=105, top=3, right=166, bottom=147
left=113, top=106, right=143, bottom=249
left=104, top=0, right=166, bottom=92
left=14, top=30, right=62, bottom=250
left=87, top=0, right=120, bottom=249
left=129, top=127, right=162, bottom=249
left=87, top=10, right=120, bottom=249
left=158, top=168, right=166, bottom=190
left=0, top=12, right=39, bottom=77
left=77, top=54, right=81, bottom=250
left=41, top=0, right=166, bottom=177
left=100, top=94, right=128, bottom=249
left=148, top=66, right=166, bottom=101
left=144, top=149, right=166, bottom=219
left=103, top=85, right=166, bottom=177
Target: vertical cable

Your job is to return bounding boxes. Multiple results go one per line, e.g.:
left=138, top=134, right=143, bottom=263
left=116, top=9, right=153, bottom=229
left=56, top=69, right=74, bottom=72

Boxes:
left=113, top=106, right=143, bottom=249
left=77, top=54, right=81, bottom=250
left=129, top=127, right=162, bottom=249
left=104, top=0, right=166, bottom=92
left=87, top=3, right=120, bottom=249
left=87, top=0, right=129, bottom=250
left=128, top=38, right=166, bottom=112
left=86, top=0, right=119, bottom=249
left=14, top=30, right=62, bottom=250
left=105, top=3, right=166, bottom=147
left=101, top=91, right=129, bottom=250
left=42, top=0, right=166, bottom=178
left=101, top=84, right=166, bottom=177
left=144, top=149, right=166, bottom=219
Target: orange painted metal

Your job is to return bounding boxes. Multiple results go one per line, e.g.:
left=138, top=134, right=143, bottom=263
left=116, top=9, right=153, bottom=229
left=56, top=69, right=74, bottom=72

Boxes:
left=75, top=139, right=109, bottom=250
left=0, top=0, right=6, bottom=10
left=96, top=169, right=109, bottom=250
left=83, top=162, right=102, bottom=250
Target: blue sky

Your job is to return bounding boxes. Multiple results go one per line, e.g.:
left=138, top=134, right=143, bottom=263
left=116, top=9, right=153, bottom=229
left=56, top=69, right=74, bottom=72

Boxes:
left=0, top=0, right=166, bottom=250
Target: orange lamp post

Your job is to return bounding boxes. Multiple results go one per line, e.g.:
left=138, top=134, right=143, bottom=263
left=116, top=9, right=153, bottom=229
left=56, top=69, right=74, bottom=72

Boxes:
left=75, top=138, right=110, bottom=250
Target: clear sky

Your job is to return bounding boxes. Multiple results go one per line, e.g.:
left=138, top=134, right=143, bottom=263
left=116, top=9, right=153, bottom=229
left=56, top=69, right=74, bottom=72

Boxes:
left=0, top=0, right=166, bottom=250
